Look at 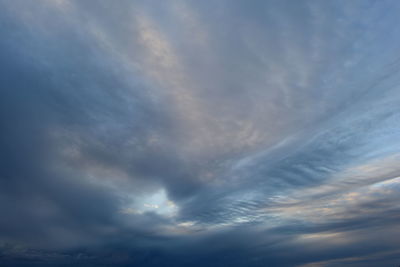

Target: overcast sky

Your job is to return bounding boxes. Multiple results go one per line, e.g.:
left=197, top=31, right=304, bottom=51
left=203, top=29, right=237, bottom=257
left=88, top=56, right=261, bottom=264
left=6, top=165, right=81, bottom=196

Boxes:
left=1, top=0, right=400, bottom=266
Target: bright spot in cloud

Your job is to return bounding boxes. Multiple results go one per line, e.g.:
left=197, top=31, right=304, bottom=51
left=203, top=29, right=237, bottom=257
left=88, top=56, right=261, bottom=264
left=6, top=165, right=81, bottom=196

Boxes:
left=121, top=188, right=178, bottom=217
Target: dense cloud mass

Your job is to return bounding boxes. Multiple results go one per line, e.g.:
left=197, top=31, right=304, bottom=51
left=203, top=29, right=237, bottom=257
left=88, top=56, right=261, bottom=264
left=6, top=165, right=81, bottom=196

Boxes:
left=1, top=0, right=400, bottom=266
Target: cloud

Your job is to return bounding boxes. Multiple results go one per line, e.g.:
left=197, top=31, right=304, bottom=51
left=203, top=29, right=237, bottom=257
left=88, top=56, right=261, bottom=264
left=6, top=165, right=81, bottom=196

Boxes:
left=1, top=0, right=400, bottom=266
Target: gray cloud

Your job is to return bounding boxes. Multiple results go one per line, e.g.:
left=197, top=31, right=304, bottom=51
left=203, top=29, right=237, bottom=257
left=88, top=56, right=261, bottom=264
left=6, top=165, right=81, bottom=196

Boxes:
left=1, top=0, right=400, bottom=266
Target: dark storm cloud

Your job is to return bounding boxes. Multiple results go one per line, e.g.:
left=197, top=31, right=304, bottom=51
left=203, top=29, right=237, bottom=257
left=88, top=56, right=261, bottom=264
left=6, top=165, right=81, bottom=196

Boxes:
left=1, top=0, right=400, bottom=266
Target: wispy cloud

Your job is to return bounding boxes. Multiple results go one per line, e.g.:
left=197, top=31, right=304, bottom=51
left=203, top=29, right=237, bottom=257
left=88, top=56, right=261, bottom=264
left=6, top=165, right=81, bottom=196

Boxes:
left=1, top=0, right=400, bottom=266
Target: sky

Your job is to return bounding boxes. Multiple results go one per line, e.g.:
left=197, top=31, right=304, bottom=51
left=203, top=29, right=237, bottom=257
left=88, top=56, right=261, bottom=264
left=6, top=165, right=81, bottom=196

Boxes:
left=1, top=0, right=400, bottom=266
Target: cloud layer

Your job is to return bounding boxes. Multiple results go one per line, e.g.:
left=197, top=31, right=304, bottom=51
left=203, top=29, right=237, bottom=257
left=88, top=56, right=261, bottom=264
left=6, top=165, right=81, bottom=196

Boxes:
left=1, top=0, right=400, bottom=266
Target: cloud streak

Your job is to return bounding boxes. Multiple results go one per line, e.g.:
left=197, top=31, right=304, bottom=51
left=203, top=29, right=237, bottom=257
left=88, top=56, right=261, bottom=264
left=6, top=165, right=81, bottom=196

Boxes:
left=1, top=0, right=400, bottom=266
